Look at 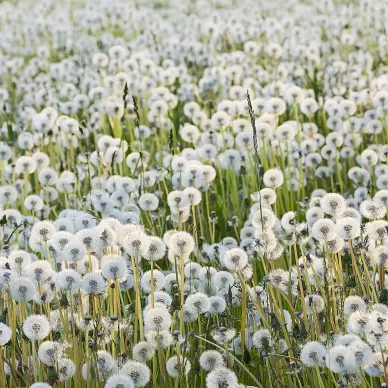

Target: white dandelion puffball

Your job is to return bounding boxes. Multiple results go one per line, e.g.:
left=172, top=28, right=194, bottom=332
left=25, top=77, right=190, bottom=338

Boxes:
left=23, top=315, right=52, bottom=340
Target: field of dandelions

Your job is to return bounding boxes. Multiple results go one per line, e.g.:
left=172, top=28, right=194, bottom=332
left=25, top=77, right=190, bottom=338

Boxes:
left=4, top=0, right=388, bottom=388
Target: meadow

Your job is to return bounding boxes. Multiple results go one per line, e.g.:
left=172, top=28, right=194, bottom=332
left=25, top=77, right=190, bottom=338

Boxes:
left=1, top=0, right=388, bottom=387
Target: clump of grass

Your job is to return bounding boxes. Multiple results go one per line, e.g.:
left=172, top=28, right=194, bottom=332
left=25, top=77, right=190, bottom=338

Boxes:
left=1, top=0, right=388, bottom=387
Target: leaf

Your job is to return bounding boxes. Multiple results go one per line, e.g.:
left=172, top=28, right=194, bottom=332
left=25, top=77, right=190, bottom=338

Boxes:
left=0, top=215, right=6, bottom=226
left=379, top=289, right=388, bottom=305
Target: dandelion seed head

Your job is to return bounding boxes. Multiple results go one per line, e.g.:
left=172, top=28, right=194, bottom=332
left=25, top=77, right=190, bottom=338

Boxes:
left=199, top=350, right=225, bottom=372
left=206, top=367, right=238, bottom=388
left=0, top=323, right=12, bottom=346
left=166, top=356, right=191, bottom=378
left=121, top=360, right=150, bottom=387
left=23, top=314, right=51, bottom=340
left=81, top=273, right=107, bottom=295
left=300, top=341, right=326, bottom=367
left=144, top=307, right=172, bottom=331
left=311, top=218, right=336, bottom=241
left=222, top=248, right=248, bottom=271
left=11, top=276, right=36, bottom=302
left=326, top=345, right=356, bottom=373
left=105, top=374, right=135, bottom=388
